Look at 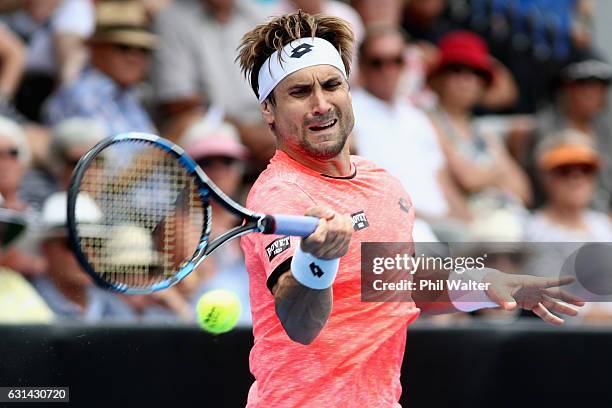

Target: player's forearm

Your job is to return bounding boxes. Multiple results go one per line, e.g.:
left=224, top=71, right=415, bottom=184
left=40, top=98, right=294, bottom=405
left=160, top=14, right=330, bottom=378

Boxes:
left=273, top=270, right=333, bottom=345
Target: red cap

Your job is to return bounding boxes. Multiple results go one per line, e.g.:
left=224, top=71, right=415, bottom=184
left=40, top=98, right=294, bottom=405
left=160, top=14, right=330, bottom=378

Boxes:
left=430, top=30, right=494, bottom=84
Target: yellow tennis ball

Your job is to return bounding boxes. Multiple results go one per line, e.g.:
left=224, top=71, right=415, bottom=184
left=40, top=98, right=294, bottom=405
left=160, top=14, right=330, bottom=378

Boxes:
left=196, top=289, right=242, bottom=334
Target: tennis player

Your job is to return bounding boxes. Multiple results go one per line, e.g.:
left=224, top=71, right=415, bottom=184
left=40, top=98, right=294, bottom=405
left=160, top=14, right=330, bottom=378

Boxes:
left=237, top=12, right=584, bottom=407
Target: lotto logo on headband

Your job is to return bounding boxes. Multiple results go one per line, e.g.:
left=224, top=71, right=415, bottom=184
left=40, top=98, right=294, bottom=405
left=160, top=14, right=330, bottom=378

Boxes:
left=257, top=37, right=348, bottom=103
left=290, top=44, right=313, bottom=58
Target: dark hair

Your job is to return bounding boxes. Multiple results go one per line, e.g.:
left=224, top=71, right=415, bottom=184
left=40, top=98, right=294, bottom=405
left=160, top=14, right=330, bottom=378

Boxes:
left=236, top=11, right=354, bottom=103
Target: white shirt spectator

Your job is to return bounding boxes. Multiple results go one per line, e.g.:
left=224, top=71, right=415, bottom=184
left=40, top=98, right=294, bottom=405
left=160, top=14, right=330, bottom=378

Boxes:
left=524, top=210, right=612, bottom=242
left=351, top=88, right=449, bottom=218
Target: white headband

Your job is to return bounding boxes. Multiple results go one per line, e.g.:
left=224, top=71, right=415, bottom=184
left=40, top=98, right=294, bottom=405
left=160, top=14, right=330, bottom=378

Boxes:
left=256, top=37, right=347, bottom=103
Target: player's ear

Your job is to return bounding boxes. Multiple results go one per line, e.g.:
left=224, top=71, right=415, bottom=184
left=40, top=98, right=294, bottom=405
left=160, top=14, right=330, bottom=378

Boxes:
left=261, top=99, right=275, bottom=127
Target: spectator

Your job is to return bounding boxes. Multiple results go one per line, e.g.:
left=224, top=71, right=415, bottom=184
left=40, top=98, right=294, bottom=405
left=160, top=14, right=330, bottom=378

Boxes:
left=0, top=115, right=46, bottom=277
left=524, top=132, right=612, bottom=323
left=0, top=207, right=53, bottom=323
left=525, top=132, right=612, bottom=242
left=0, top=115, right=29, bottom=212
left=427, top=31, right=531, bottom=218
left=532, top=54, right=612, bottom=211
left=351, top=24, right=470, bottom=240
left=20, top=117, right=107, bottom=212
left=400, top=1, right=518, bottom=111
left=178, top=119, right=252, bottom=326
left=33, top=192, right=136, bottom=322
left=152, top=0, right=274, bottom=162
left=2, top=0, right=95, bottom=121
left=351, top=0, right=438, bottom=108
left=45, top=0, right=157, bottom=136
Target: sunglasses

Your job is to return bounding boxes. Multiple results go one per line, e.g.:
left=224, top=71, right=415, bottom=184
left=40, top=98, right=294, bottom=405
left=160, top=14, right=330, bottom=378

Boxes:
left=196, top=156, right=238, bottom=169
left=550, top=164, right=598, bottom=178
left=0, top=148, right=19, bottom=160
left=112, top=44, right=152, bottom=55
left=364, top=55, right=405, bottom=70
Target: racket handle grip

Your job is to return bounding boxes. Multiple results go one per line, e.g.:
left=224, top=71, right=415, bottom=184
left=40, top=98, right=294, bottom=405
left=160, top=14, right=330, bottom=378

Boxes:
left=269, top=215, right=319, bottom=237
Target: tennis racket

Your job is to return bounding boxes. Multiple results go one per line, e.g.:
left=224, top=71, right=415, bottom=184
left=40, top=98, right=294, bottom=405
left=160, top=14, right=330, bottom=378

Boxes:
left=67, top=132, right=319, bottom=294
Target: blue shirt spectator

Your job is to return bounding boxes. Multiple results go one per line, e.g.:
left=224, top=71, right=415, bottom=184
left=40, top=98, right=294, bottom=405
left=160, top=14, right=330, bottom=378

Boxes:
left=44, top=1, right=157, bottom=135
left=45, top=65, right=155, bottom=135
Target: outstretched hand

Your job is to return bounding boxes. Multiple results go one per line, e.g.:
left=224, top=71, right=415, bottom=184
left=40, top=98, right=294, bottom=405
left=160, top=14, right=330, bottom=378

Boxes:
left=484, top=272, right=586, bottom=325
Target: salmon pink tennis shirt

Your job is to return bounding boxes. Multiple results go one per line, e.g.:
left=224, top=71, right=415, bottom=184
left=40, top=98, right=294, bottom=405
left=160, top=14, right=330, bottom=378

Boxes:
left=240, top=150, right=420, bottom=407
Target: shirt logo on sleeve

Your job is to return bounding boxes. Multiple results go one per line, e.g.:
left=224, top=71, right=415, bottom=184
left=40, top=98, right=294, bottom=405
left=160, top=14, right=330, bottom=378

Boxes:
left=351, top=211, right=369, bottom=231
left=265, top=236, right=291, bottom=261
left=399, top=198, right=411, bottom=214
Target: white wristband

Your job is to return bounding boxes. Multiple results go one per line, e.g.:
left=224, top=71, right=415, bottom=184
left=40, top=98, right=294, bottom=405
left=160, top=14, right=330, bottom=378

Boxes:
left=290, top=244, right=340, bottom=289
left=448, top=269, right=499, bottom=312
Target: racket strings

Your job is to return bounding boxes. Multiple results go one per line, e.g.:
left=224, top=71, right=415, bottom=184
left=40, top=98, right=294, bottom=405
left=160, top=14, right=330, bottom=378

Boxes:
left=76, top=142, right=207, bottom=289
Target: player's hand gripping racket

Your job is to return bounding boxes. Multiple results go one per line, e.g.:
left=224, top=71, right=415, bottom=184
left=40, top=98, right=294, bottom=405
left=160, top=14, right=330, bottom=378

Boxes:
left=67, top=132, right=319, bottom=294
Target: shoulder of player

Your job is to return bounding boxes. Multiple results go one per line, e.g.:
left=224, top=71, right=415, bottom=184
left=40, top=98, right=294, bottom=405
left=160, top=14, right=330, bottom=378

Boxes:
left=352, top=155, right=406, bottom=186
left=245, top=172, right=309, bottom=208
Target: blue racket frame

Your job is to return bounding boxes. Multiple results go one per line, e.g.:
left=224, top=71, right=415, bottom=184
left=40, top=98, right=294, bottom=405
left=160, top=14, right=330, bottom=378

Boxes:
left=67, top=132, right=319, bottom=294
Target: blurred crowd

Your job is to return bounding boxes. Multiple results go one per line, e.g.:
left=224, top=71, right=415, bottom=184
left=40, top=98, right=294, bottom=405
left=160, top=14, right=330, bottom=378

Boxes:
left=0, top=0, right=611, bottom=326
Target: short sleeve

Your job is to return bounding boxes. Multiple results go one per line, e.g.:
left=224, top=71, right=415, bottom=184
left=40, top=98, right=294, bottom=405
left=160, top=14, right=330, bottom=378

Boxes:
left=240, top=181, right=316, bottom=292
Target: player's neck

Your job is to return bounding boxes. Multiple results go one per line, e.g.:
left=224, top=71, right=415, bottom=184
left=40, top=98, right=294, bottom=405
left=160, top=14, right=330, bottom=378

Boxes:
left=281, top=145, right=352, bottom=177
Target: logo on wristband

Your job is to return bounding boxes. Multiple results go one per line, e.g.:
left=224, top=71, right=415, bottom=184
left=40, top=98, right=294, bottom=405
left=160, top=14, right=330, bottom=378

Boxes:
left=310, top=262, right=324, bottom=278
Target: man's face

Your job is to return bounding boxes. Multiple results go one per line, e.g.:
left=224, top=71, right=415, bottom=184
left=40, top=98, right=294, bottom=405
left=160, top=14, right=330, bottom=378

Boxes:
left=360, top=33, right=406, bottom=102
left=435, top=65, right=487, bottom=110
left=195, top=155, right=243, bottom=197
left=91, top=43, right=151, bottom=88
left=543, top=163, right=598, bottom=210
left=565, top=80, right=608, bottom=120
left=262, top=65, right=354, bottom=160
left=0, top=137, right=23, bottom=196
